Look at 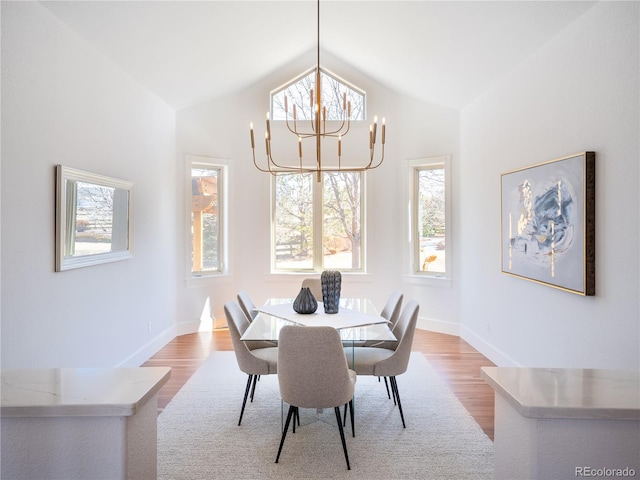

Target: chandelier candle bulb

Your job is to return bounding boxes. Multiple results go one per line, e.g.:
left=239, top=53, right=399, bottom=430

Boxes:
left=298, top=137, right=303, bottom=159
left=382, top=118, right=386, bottom=144
left=249, top=123, right=255, bottom=148
left=338, top=135, right=342, bottom=156
left=373, top=116, right=378, bottom=143
left=266, top=112, right=271, bottom=139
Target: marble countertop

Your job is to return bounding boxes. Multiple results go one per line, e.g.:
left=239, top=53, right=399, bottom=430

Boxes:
left=1, top=367, right=171, bottom=417
left=481, top=367, right=640, bottom=420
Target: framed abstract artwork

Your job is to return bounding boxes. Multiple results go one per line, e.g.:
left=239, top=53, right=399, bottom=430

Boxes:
left=501, top=152, right=595, bottom=295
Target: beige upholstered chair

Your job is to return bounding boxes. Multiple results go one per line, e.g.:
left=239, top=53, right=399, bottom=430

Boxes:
left=362, top=290, right=403, bottom=348
left=224, top=301, right=278, bottom=426
left=301, top=278, right=323, bottom=301
left=346, top=299, right=419, bottom=428
left=380, top=290, right=404, bottom=329
left=236, top=291, right=277, bottom=350
left=275, top=325, right=357, bottom=470
left=237, top=290, right=258, bottom=321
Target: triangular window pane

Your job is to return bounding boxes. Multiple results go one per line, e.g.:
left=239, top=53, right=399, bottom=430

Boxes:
left=271, top=68, right=365, bottom=121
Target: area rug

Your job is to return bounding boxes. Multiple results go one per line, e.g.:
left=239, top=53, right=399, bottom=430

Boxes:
left=157, top=352, right=494, bottom=479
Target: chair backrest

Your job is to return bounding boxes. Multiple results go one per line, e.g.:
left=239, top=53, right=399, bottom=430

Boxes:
left=224, top=301, right=272, bottom=375
left=278, top=325, right=355, bottom=409
left=237, top=290, right=258, bottom=321
left=375, top=300, right=420, bottom=377
left=380, top=290, right=403, bottom=329
left=301, top=278, right=323, bottom=301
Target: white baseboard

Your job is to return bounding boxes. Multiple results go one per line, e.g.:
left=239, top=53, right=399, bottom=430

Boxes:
left=417, top=315, right=460, bottom=336
left=176, top=316, right=227, bottom=336
left=459, top=325, right=521, bottom=367
left=118, top=326, right=177, bottom=367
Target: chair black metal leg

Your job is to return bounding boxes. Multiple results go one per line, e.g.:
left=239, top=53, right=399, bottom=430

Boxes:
left=341, top=401, right=355, bottom=437
left=275, top=405, right=296, bottom=463
left=390, top=376, right=406, bottom=428
left=334, top=406, right=351, bottom=470
left=384, top=376, right=392, bottom=400
left=349, top=399, right=355, bottom=437
left=292, top=406, right=297, bottom=433
left=238, top=374, right=253, bottom=426
left=249, top=374, right=259, bottom=402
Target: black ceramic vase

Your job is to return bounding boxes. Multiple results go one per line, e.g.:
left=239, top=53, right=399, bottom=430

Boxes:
left=293, top=287, right=318, bottom=314
left=321, top=270, right=341, bottom=314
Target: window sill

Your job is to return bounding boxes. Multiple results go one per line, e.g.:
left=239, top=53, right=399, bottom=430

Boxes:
left=266, top=272, right=373, bottom=281
left=185, top=273, right=232, bottom=288
left=403, top=274, right=452, bottom=288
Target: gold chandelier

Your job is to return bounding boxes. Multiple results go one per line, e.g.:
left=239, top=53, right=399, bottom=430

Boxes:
left=249, top=0, right=386, bottom=182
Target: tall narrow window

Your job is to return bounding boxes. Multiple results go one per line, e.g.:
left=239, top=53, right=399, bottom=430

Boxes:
left=190, top=160, right=224, bottom=276
left=273, top=172, right=364, bottom=272
left=411, top=156, right=451, bottom=278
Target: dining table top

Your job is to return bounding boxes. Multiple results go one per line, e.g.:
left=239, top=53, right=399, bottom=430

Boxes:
left=240, top=297, right=397, bottom=343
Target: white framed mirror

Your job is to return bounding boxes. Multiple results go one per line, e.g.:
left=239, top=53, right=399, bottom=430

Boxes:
left=55, top=165, right=134, bottom=271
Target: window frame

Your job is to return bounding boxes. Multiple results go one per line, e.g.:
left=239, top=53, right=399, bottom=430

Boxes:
left=186, top=155, right=227, bottom=280
left=270, top=66, right=367, bottom=122
left=270, top=171, right=366, bottom=273
left=408, top=155, right=452, bottom=283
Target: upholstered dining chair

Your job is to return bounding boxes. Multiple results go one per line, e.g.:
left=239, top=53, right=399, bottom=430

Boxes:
left=237, top=291, right=277, bottom=349
left=275, top=325, right=357, bottom=470
left=362, top=290, right=403, bottom=348
left=346, top=299, right=419, bottom=428
left=224, top=301, right=278, bottom=426
left=301, top=278, right=323, bottom=301
left=380, top=290, right=404, bottom=329
left=237, top=290, right=258, bottom=321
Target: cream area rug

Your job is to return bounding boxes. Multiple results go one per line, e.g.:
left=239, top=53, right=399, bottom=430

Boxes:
left=157, top=352, right=494, bottom=479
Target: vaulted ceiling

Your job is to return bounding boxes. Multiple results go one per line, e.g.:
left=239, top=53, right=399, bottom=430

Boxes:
left=41, top=1, right=597, bottom=111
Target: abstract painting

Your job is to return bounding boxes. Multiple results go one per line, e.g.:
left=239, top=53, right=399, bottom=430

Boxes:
left=501, top=152, right=595, bottom=295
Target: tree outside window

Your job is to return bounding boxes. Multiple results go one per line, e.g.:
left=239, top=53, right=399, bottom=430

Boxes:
left=271, top=68, right=365, bottom=122
left=273, top=171, right=363, bottom=271
left=191, top=163, right=223, bottom=275
left=413, top=157, right=450, bottom=277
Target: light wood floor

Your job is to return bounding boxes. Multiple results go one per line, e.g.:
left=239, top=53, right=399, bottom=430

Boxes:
left=143, top=328, right=495, bottom=440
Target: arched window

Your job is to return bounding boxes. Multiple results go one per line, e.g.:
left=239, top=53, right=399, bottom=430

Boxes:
left=271, top=68, right=365, bottom=121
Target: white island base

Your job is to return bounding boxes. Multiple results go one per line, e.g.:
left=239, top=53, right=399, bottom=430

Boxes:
left=1, top=367, right=171, bottom=480
left=482, top=367, right=640, bottom=480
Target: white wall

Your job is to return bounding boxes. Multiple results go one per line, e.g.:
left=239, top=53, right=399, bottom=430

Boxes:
left=1, top=2, right=177, bottom=367
left=175, top=50, right=461, bottom=334
left=459, top=1, right=639, bottom=369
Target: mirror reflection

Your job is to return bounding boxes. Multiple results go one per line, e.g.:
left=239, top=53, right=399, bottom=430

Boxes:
left=56, top=165, right=133, bottom=271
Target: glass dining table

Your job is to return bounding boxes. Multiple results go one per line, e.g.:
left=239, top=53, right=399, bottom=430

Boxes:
left=241, top=297, right=396, bottom=429
left=240, top=297, right=397, bottom=367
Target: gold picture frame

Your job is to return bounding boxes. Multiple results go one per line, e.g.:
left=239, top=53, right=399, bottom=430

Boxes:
left=501, top=152, right=595, bottom=295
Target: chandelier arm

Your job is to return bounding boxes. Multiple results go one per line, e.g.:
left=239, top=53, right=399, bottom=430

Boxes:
left=367, top=144, right=385, bottom=170
left=323, top=119, right=350, bottom=136
left=266, top=148, right=323, bottom=173
left=284, top=116, right=299, bottom=136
